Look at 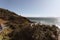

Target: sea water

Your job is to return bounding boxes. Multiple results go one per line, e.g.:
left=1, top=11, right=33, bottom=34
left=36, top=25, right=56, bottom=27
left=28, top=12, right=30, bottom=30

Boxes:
left=27, top=17, right=60, bottom=28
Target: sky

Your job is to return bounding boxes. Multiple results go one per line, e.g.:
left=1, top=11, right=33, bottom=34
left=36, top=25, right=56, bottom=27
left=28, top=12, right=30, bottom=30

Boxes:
left=0, top=0, right=60, bottom=17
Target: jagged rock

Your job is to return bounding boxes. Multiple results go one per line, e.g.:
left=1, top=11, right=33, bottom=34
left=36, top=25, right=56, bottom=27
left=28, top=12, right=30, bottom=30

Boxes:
left=32, top=24, right=59, bottom=40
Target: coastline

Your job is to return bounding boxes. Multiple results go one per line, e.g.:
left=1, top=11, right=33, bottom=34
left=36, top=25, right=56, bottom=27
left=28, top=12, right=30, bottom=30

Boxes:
left=0, top=8, right=59, bottom=40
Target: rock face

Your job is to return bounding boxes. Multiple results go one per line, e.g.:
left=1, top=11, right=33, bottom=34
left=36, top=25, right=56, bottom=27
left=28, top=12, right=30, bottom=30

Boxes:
left=0, top=8, right=59, bottom=40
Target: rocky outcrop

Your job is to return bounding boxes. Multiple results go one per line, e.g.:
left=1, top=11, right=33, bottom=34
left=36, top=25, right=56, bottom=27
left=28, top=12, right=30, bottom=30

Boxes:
left=0, top=8, right=59, bottom=40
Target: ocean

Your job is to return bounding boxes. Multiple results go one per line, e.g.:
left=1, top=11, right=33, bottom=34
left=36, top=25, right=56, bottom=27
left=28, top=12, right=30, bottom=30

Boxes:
left=27, top=17, right=60, bottom=28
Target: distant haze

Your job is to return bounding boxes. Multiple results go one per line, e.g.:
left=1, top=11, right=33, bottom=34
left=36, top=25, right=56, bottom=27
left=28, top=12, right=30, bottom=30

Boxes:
left=0, top=0, right=60, bottom=17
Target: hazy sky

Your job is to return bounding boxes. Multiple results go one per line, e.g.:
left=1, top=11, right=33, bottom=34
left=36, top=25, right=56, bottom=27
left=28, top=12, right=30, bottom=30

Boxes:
left=0, top=0, right=60, bottom=17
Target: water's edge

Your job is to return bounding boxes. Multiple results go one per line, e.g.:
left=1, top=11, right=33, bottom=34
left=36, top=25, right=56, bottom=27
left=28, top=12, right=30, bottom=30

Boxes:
left=27, top=17, right=60, bottom=28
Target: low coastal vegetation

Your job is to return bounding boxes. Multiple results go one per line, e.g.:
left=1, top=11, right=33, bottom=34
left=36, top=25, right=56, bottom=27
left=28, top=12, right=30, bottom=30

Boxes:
left=0, top=8, right=59, bottom=40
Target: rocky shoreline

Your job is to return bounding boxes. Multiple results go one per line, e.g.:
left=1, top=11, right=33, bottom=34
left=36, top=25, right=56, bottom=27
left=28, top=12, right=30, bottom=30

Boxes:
left=0, top=8, right=59, bottom=40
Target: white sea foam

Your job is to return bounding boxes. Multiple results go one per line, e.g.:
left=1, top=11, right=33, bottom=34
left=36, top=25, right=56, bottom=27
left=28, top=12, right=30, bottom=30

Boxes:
left=55, top=24, right=60, bottom=28
left=28, top=17, right=60, bottom=28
